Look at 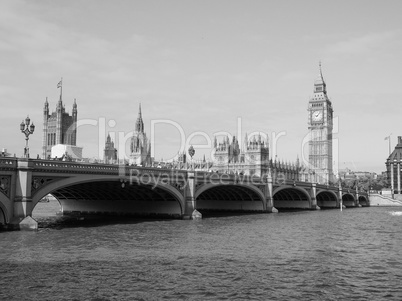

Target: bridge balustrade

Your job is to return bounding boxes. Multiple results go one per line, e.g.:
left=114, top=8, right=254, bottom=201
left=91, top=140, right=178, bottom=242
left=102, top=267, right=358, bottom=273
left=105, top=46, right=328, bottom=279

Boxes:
left=0, top=157, right=17, bottom=168
left=33, top=160, right=120, bottom=172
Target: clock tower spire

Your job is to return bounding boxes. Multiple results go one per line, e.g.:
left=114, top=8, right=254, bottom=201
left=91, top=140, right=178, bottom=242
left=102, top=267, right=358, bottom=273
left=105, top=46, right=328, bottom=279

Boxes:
left=307, top=62, right=333, bottom=184
left=314, top=61, right=327, bottom=94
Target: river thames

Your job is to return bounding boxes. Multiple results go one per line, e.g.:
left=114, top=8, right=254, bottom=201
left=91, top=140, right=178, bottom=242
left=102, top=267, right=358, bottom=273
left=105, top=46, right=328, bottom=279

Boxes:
left=1, top=200, right=401, bottom=300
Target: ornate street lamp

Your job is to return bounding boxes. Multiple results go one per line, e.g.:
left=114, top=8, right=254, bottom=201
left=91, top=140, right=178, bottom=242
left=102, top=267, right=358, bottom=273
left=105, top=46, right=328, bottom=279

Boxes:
left=20, top=115, right=35, bottom=158
left=188, top=145, right=195, bottom=170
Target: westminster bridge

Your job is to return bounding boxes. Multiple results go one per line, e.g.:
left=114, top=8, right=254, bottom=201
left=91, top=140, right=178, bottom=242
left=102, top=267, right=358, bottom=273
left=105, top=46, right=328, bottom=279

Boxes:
left=0, top=157, right=369, bottom=230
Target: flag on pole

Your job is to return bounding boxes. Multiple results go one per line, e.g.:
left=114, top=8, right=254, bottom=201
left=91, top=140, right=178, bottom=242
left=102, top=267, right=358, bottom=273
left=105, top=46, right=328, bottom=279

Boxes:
left=385, top=136, right=389, bottom=140
left=57, top=80, right=62, bottom=88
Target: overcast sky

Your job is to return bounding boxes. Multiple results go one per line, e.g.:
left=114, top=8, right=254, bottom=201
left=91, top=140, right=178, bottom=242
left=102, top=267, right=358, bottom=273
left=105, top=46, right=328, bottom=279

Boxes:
left=1, top=0, right=401, bottom=173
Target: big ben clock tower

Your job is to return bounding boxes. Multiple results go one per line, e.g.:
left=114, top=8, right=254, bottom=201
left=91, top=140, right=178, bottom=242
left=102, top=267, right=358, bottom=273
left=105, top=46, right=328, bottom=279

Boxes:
left=308, top=63, right=333, bottom=184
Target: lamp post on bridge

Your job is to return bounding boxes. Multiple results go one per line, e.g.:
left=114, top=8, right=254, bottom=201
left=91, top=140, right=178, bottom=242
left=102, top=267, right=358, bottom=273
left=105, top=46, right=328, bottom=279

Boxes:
left=188, top=145, right=195, bottom=170
left=20, top=116, right=35, bottom=158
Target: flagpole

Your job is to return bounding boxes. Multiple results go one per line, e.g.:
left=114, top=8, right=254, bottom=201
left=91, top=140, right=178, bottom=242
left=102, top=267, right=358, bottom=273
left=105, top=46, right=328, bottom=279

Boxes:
left=388, top=133, right=392, bottom=155
left=389, top=136, right=391, bottom=155
left=385, top=134, right=392, bottom=155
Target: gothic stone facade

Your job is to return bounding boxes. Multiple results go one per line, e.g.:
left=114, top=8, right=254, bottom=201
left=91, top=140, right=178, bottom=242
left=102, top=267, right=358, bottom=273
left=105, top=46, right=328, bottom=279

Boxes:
left=308, top=64, right=334, bottom=184
left=386, top=136, right=402, bottom=194
left=42, top=97, right=77, bottom=159
left=130, top=104, right=151, bottom=166
left=212, top=134, right=307, bottom=181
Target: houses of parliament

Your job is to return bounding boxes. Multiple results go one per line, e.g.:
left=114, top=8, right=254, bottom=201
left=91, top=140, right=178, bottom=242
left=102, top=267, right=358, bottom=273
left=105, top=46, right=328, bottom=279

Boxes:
left=42, top=65, right=334, bottom=184
left=42, top=95, right=78, bottom=160
left=212, top=64, right=334, bottom=184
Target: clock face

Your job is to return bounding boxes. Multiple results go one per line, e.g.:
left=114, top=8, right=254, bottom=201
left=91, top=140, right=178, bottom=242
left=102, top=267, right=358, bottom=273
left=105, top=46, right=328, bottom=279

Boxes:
left=312, top=110, right=323, bottom=122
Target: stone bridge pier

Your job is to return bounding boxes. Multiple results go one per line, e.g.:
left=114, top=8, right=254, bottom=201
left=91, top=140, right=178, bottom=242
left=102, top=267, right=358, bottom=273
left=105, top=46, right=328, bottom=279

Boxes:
left=265, top=174, right=276, bottom=213
left=183, top=171, right=196, bottom=219
left=4, top=159, right=38, bottom=230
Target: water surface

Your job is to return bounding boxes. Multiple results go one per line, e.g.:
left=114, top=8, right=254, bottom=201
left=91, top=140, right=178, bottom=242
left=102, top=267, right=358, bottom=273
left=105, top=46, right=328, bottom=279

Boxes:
left=1, top=200, right=401, bottom=300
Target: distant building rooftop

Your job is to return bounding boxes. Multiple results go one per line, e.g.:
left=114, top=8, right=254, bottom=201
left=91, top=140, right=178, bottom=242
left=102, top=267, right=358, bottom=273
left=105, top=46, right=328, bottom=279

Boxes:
left=1, top=148, right=11, bottom=157
left=387, top=136, right=402, bottom=162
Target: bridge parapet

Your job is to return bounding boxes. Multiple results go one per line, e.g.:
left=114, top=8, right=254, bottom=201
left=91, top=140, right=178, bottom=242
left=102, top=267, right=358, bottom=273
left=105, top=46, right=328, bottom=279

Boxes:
left=31, top=159, right=192, bottom=176
left=194, top=172, right=267, bottom=184
left=0, top=157, right=17, bottom=169
left=33, top=160, right=122, bottom=174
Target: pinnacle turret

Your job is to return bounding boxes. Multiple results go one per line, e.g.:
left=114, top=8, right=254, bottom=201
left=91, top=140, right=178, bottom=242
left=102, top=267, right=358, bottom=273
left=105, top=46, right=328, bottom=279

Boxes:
left=135, top=103, right=144, bottom=133
left=44, top=97, right=49, bottom=113
left=130, top=104, right=151, bottom=166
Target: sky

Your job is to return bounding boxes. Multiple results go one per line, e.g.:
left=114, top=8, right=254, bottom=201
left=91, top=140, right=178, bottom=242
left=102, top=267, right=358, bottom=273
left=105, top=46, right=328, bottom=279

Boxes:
left=0, top=0, right=401, bottom=173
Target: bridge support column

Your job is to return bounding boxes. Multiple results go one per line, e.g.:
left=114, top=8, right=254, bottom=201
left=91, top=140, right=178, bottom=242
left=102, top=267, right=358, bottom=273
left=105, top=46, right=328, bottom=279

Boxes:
left=310, top=183, right=320, bottom=210
left=338, top=188, right=344, bottom=209
left=265, top=173, right=277, bottom=213
left=9, top=159, right=37, bottom=230
left=183, top=171, right=200, bottom=219
left=355, top=188, right=361, bottom=207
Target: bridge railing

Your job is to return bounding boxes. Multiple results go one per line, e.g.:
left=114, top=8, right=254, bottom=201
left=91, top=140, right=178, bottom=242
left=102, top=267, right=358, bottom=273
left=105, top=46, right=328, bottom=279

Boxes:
left=33, top=160, right=123, bottom=173
left=31, top=159, right=190, bottom=177
left=0, top=157, right=17, bottom=169
left=194, top=172, right=267, bottom=185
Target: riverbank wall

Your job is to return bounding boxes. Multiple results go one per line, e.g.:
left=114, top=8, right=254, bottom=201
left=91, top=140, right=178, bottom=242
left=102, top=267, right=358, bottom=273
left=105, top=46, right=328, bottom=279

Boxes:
left=369, top=194, right=402, bottom=206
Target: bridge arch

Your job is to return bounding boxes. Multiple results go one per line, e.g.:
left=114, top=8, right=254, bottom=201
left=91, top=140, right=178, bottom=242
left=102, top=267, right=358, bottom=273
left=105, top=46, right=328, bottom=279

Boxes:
left=0, top=193, right=10, bottom=225
left=272, top=186, right=311, bottom=210
left=342, top=193, right=356, bottom=207
left=316, top=190, right=339, bottom=208
left=0, top=202, right=7, bottom=226
left=358, top=195, right=369, bottom=207
left=31, top=175, right=185, bottom=217
left=195, top=183, right=266, bottom=212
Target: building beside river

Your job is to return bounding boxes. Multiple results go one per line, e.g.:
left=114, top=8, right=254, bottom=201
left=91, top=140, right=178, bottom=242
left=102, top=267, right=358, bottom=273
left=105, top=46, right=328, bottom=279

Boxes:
left=42, top=95, right=81, bottom=160
left=212, top=134, right=309, bottom=181
left=129, top=104, right=152, bottom=166
left=385, top=136, right=402, bottom=195
left=307, top=63, right=334, bottom=185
